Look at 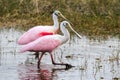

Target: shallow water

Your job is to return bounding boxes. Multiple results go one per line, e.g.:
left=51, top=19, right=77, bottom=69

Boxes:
left=0, top=27, right=120, bottom=80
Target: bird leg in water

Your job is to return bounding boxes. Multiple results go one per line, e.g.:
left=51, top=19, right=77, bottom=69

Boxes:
left=34, top=52, right=39, bottom=59
left=38, top=52, right=45, bottom=69
left=49, top=52, right=73, bottom=69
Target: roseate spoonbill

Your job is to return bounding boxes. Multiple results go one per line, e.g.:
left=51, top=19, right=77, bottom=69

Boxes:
left=18, top=10, right=67, bottom=45
left=20, top=21, right=82, bottom=69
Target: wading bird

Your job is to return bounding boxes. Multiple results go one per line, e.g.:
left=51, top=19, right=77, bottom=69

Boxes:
left=20, top=21, right=82, bottom=69
left=18, top=10, right=67, bottom=45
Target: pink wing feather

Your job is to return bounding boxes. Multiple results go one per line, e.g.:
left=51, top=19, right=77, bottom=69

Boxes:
left=20, top=35, right=61, bottom=53
left=17, top=26, right=54, bottom=45
left=39, top=32, right=53, bottom=36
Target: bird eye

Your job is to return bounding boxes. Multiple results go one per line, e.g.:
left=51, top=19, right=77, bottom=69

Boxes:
left=54, top=13, right=58, bottom=16
left=63, top=23, right=67, bottom=27
left=57, top=12, right=60, bottom=16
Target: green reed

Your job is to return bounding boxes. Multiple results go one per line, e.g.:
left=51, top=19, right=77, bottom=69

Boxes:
left=0, top=0, right=120, bottom=38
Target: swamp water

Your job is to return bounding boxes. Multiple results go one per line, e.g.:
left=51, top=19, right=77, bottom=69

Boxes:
left=0, top=27, right=120, bottom=80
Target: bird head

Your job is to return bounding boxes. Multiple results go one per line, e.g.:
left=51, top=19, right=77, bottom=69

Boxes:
left=61, top=21, right=82, bottom=39
left=54, top=10, right=67, bottom=20
left=54, top=10, right=74, bottom=26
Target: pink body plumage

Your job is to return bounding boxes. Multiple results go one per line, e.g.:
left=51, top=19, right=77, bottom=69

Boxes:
left=20, top=35, right=61, bottom=53
left=19, top=21, right=78, bottom=69
left=18, top=26, right=55, bottom=45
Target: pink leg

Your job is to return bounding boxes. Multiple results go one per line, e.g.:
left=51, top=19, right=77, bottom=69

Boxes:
left=49, top=52, right=66, bottom=65
left=34, top=52, right=39, bottom=59
left=49, top=52, right=55, bottom=64
left=49, top=52, right=73, bottom=69
left=38, top=52, right=45, bottom=69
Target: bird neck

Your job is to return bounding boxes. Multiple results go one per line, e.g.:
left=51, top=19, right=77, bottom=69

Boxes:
left=53, top=14, right=59, bottom=31
left=60, top=26, right=70, bottom=44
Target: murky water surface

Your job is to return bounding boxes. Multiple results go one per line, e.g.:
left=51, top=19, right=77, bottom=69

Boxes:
left=0, top=27, right=120, bottom=80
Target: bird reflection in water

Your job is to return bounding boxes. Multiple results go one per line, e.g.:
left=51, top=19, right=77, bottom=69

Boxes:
left=18, top=63, right=72, bottom=80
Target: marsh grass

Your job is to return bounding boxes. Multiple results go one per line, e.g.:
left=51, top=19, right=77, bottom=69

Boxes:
left=0, top=0, right=120, bottom=38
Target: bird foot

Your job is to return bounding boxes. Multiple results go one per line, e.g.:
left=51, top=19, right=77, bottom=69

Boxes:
left=65, top=64, right=74, bottom=70
left=53, top=63, right=74, bottom=70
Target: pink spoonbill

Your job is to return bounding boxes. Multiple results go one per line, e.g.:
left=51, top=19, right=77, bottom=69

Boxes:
left=17, top=10, right=67, bottom=45
left=20, top=21, right=82, bottom=69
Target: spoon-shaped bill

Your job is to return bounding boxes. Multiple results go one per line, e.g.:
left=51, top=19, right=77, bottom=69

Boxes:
left=60, top=13, right=67, bottom=20
left=68, top=23, right=82, bottom=39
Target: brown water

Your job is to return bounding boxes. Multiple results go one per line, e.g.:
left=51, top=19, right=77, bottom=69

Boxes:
left=0, top=27, right=120, bottom=80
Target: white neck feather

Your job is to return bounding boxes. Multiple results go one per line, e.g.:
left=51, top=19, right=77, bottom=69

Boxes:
left=60, top=24, right=70, bottom=44
left=52, top=14, right=59, bottom=31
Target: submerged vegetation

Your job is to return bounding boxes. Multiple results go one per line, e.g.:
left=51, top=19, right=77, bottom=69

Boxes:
left=0, top=0, right=120, bottom=38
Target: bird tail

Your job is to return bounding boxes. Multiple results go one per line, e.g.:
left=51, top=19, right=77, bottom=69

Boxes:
left=20, top=45, right=31, bottom=53
left=20, top=48, right=27, bottom=53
